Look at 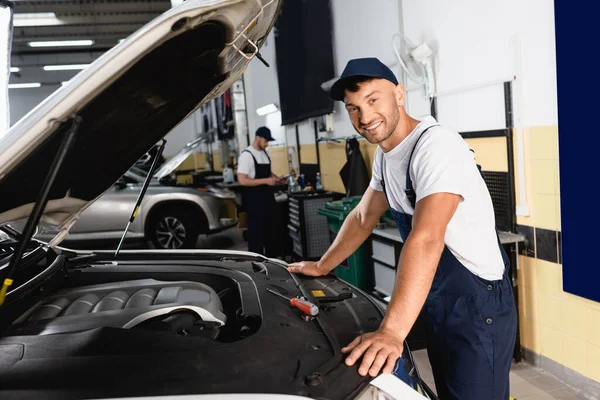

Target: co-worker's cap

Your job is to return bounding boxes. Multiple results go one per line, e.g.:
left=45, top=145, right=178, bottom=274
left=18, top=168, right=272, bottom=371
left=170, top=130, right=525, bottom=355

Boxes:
left=329, top=57, right=399, bottom=101
left=255, top=126, right=275, bottom=141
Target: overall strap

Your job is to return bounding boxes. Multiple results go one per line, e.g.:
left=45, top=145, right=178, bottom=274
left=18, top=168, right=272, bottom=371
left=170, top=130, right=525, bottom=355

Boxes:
left=405, top=125, right=439, bottom=209
left=242, top=149, right=259, bottom=166
left=243, top=149, right=271, bottom=164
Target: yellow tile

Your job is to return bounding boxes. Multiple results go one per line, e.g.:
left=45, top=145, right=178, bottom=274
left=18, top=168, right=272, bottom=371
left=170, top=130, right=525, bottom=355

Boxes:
left=562, top=335, right=587, bottom=375
left=576, top=296, right=600, bottom=311
left=539, top=294, right=564, bottom=331
left=531, top=160, right=559, bottom=195
left=536, top=260, right=563, bottom=295
left=518, top=255, right=537, bottom=286
left=520, top=317, right=541, bottom=353
left=556, top=195, right=562, bottom=231
left=212, top=152, right=223, bottom=172
left=554, top=163, right=562, bottom=193
left=300, top=144, right=318, bottom=164
left=518, top=284, right=539, bottom=322
left=529, top=126, right=559, bottom=160
left=271, top=147, right=291, bottom=177
left=587, top=343, right=600, bottom=383
left=533, top=193, right=560, bottom=231
left=464, top=137, right=508, bottom=172
left=540, top=325, right=564, bottom=364
left=586, top=306, right=600, bottom=347
left=560, top=299, right=587, bottom=340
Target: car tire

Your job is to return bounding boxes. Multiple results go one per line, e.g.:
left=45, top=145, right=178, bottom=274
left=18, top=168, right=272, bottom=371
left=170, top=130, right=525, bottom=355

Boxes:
left=148, top=209, right=199, bottom=250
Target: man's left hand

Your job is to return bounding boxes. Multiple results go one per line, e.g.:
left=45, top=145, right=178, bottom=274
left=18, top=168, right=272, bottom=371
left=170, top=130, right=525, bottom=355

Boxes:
left=342, top=328, right=404, bottom=377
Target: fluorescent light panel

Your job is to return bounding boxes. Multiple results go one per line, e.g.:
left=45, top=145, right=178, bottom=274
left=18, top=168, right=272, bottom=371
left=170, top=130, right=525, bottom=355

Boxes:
left=13, top=12, right=65, bottom=27
left=256, top=103, right=278, bottom=116
left=8, top=83, right=41, bottom=89
left=43, top=64, right=89, bottom=71
left=28, top=40, right=94, bottom=48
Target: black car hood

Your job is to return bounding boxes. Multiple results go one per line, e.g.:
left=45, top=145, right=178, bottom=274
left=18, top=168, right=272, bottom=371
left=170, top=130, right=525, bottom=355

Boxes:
left=0, top=0, right=281, bottom=247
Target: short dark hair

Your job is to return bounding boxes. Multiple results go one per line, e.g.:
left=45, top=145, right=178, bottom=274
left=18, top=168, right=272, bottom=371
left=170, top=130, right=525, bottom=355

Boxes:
left=341, top=75, right=374, bottom=95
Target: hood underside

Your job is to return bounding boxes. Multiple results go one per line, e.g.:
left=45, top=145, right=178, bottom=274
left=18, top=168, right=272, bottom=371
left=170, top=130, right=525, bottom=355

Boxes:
left=0, top=0, right=281, bottom=243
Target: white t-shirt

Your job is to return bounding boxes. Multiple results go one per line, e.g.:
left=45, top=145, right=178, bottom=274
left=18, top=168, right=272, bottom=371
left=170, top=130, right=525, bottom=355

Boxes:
left=236, top=146, right=271, bottom=179
left=370, top=116, right=505, bottom=280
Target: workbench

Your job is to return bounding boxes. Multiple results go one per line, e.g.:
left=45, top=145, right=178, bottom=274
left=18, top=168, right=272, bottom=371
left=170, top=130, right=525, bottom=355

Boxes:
left=369, top=222, right=525, bottom=360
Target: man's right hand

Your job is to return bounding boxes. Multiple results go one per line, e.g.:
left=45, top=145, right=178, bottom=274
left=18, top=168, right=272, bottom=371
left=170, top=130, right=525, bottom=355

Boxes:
left=287, top=261, right=327, bottom=277
left=264, top=177, right=277, bottom=186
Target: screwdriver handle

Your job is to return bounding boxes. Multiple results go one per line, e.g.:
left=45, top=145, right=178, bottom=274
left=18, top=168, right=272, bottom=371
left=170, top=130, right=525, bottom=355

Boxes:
left=291, top=298, right=319, bottom=316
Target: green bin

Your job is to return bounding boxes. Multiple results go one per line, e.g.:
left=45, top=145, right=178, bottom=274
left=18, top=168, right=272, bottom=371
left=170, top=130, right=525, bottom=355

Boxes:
left=317, top=196, right=371, bottom=290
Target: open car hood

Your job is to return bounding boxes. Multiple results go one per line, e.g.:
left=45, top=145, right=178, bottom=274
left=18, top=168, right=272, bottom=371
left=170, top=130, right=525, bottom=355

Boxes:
left=153, top=136, right=205, bottom=180
left=0, top=0, right=281, bottom=247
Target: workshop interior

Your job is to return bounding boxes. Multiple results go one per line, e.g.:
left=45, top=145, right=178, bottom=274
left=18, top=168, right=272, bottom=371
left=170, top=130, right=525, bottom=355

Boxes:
left=0, top=1, right=596, bottom=400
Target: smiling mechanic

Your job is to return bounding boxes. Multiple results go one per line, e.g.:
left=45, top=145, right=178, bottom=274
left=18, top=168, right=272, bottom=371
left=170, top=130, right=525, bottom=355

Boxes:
left=288, top=58, right=518, bottom=400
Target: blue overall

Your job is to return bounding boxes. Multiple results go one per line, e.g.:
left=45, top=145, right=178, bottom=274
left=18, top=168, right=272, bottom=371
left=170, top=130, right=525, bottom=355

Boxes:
left=381, top=126, right=518, bottom=400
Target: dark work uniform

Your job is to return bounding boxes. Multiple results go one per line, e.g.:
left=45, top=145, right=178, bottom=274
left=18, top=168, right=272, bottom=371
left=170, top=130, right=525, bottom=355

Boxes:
left=241, top=150, right=277, bottom=257
left=380, top=126, right=518, bottom=400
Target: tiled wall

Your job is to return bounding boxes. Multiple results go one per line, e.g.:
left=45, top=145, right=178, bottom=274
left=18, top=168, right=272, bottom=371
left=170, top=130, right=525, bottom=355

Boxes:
left=267, top=145, right=290, bottom=177
left=305, top=140, right=378, bottom=194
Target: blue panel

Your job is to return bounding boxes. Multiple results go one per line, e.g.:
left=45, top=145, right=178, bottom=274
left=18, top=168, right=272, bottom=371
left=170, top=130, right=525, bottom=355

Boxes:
left=555, top=1, right=600, bottom=302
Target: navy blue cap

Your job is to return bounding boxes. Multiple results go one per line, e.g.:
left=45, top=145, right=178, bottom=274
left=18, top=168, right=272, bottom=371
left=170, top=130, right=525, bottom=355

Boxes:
left=255, top=126, right=275, bottom=141
left=329, top=57, right=399, bottom=101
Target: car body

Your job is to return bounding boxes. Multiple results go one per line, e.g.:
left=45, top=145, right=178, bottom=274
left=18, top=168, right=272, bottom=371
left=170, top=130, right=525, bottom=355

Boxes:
left=0, top=1, right=438, bottom=399
left=33, top=137, right=238, bottom=250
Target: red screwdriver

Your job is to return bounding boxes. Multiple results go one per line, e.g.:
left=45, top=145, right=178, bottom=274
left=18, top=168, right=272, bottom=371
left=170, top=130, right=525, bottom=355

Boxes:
left=266, top=288, right=319, bottom=316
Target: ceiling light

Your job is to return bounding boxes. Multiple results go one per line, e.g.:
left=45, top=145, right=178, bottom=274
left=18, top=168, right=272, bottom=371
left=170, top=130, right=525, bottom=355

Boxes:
left=13, top=12, right=65, bottom=27
left=28, top=40, right=94, bottom=48
left=43, top=64, right=89, bottom=71
left=256, top=103, right=278, bottom=116
left=10, top=67, right=20, bottom=73
left=8, top=83, right=41, bottom=89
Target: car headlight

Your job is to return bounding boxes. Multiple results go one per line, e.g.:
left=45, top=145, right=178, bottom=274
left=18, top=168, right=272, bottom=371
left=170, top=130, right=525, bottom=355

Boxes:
left=353, top=356, right=430, bottom=400
left=354, top=376, right=429, bottom=400
left=354, top=385, right=396, bottom=400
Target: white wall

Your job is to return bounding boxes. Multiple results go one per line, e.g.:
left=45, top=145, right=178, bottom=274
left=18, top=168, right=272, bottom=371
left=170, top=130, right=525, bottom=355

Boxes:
left=8, top=84, right=60, bottom=124
left=243, top=0, right=403, bottom=147
left=243, top=31, right=286, bottom=147
left=401, top=0, right=558, bottom=131
left=327, top=0, right=402, bottom=139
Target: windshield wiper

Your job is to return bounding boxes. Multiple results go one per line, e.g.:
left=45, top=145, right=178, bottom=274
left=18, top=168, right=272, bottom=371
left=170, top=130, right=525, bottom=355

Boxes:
left=114, top=139, right=166, bottom=256
left=0, top=115, right=82, bottom=307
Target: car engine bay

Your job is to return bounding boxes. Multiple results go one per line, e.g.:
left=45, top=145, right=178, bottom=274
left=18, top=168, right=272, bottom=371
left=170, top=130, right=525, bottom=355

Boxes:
left=0, top=248, right=429, bottom=400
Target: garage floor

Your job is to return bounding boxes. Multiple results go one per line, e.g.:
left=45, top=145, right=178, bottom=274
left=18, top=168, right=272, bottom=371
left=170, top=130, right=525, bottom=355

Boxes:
left=412, top=349, right=589, bottom=400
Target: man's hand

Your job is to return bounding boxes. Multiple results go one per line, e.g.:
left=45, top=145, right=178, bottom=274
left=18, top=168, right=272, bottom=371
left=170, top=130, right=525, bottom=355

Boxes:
left=287, top=261, right=326, bottom=277
left=264, top=177, right=277, bottom=186
left=342, top=328, right=404, bottom=377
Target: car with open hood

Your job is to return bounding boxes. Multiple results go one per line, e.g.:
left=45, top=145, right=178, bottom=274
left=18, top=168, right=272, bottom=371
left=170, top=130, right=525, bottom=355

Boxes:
left=0, top=1, right=438, bottom=399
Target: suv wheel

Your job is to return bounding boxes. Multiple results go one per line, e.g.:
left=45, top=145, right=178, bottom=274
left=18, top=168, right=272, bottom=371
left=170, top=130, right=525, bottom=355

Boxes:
left=149, top=209, right=199, bottom=249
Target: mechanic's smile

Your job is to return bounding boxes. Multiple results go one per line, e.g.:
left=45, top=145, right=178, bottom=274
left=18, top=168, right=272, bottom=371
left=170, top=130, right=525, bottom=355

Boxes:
left=362, top=120, right=383, bottom=132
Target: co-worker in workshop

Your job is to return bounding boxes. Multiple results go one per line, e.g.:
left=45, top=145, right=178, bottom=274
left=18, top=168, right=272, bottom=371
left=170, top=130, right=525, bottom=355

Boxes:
left=237, top=126, right=281, bottom=256
left=288, top=58, right=518, bottom=400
